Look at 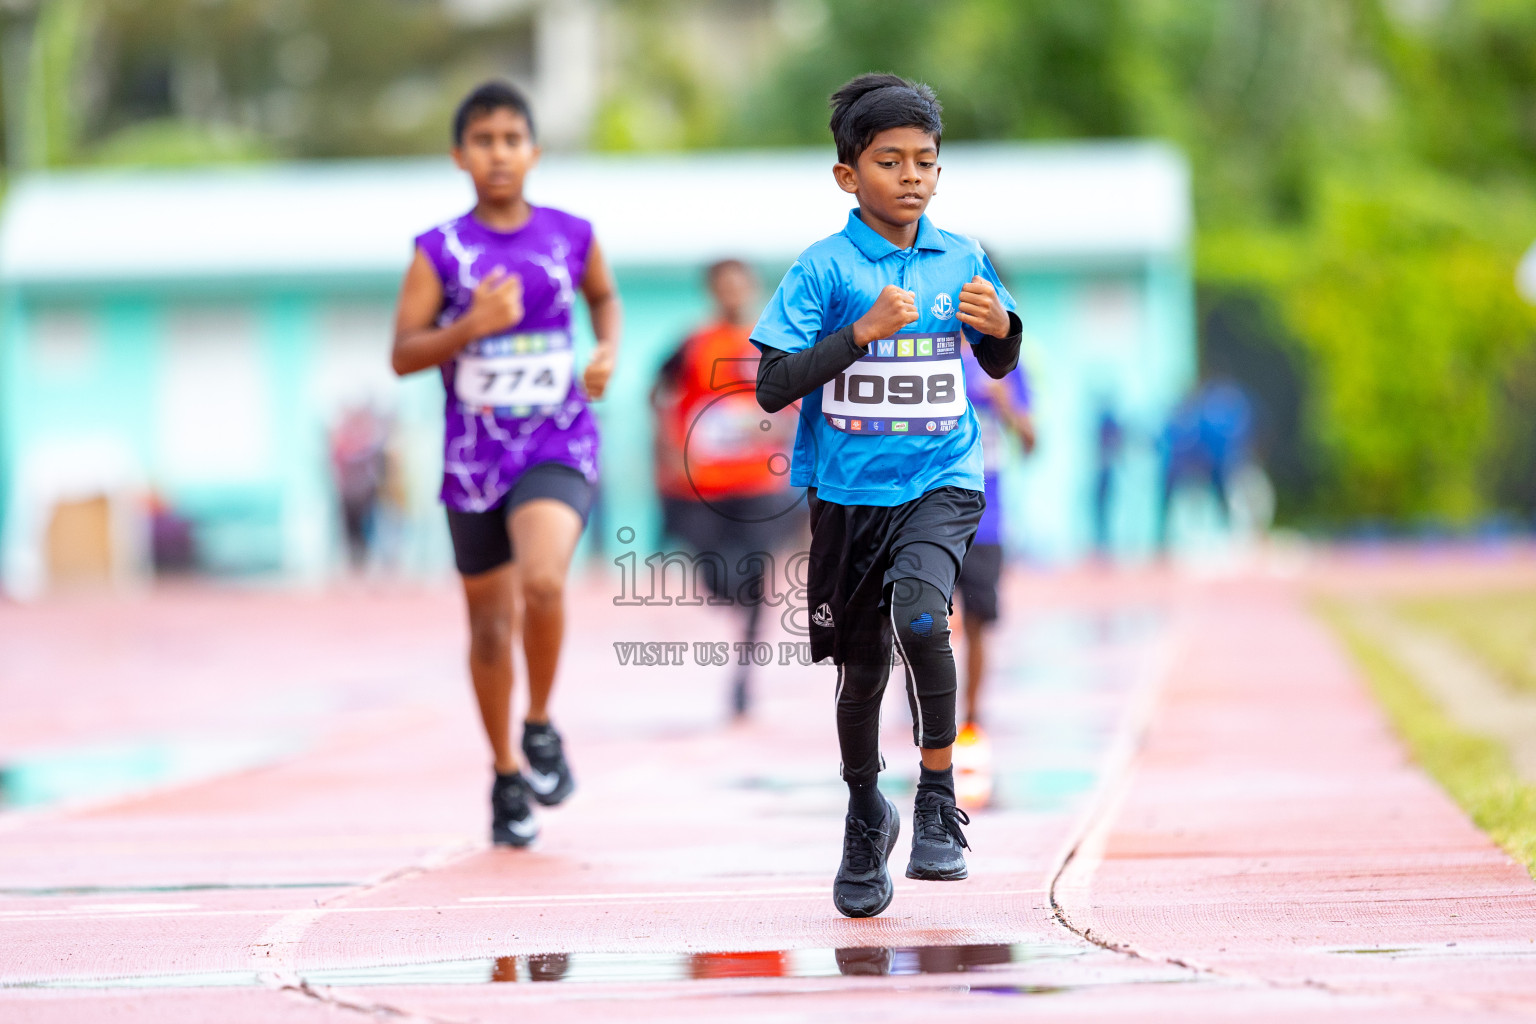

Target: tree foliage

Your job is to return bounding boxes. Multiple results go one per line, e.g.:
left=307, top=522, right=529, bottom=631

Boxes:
left=718, top=0, right=1536, bottom=525
left=7, top=0, right=1536, bottom=525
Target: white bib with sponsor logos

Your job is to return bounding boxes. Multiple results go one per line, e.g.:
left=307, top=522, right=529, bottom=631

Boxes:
left=454, top=331, right=573, bottom=411
left=821, top=331, right=968, bottom=436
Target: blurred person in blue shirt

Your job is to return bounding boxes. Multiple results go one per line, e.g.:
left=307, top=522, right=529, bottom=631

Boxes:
left=951, top=344, right=1034, bottom=809
left=1157, top=379, right=1254, bottom=549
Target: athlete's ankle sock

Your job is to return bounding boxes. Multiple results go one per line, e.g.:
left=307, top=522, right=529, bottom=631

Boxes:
left=917, top=764, right=956, bottom=803
left=846, top=778, right=886, bottom=825
left=524, top=719, right=553, bottom=735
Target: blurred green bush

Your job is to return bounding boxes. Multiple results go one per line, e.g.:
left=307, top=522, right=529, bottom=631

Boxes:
left=1204, top=174, right=1536, bottom=524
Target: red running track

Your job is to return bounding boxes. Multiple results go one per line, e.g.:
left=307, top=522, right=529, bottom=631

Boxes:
left=1, top=556, right=1533, bottom=1022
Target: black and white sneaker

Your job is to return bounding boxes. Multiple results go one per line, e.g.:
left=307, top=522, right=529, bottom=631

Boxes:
left=905, top=789, right=970, bottom=880
left=832, top=796, right=900, bottom=919
left=491, top=772, right=539, bottom=847
left=521, top=721, right=575, bottom=807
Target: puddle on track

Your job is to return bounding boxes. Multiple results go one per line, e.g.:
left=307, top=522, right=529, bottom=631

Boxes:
left=7, top=941, right=1092, bottom=991
left=727, top=608, right=1164, bottom=815
left=0, top=736, right=301, bottom=811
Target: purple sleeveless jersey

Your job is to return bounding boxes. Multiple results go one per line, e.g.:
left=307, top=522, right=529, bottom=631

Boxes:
left=414, top=206, right=599, bottom=513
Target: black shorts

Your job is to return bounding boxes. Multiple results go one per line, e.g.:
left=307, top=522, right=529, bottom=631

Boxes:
left=806, top=485, right=985, bottom=665
left=445, top=462, right=594, bottom=577
left=661, top=493, right=805, bottom=601
left=956, top=542, right=1003, bottom=624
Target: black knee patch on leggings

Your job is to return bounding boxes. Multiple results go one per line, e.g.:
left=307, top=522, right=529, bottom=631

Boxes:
left=888, top=577, right=959, bottom=751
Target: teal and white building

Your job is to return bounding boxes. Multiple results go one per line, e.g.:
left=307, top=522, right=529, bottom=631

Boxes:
left=0, top=143, right=1192, bottom=596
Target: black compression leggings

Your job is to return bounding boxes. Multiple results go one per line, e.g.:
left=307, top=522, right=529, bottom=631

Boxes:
left=835, top=578, right=959, bottom=784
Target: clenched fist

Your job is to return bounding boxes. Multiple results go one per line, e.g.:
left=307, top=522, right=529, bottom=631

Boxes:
left=465, top=268, right=524, bottom=338
left=958, top=276, right=1010, bottom=338
left=583, top=341, right=617, bottom=400
left=853, top=285, right=919, bottom=347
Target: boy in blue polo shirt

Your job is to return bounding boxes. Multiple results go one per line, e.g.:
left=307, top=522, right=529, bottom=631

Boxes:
left=753, top=73, right=1022, bottom=918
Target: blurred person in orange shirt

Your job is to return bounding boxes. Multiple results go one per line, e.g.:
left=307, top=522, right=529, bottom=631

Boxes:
left=652, top=260, right=802, bottom=717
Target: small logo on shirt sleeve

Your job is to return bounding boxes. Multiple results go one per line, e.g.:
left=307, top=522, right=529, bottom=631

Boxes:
left=931, top=293, right=955, bottom=319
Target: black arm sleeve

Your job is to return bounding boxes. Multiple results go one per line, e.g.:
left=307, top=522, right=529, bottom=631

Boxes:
left=754, top=325, right=865, bottom=413
left=970, top=311, right=1024, bottom=380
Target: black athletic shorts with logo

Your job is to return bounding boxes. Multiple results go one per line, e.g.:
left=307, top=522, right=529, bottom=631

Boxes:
left=806, top=485, right=985, bottom=665
left=445, top=462, right=594, bottom=577
left=956, top=542, right=1003, bottom=624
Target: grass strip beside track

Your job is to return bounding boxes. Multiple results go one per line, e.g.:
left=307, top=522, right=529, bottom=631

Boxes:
left=1320, top=600, right=1536, bottom=879
left=1394, top=590, right=1536, bottom=695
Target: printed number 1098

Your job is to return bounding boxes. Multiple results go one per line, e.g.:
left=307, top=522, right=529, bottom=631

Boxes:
left=832, top=372, right=956, bottom=405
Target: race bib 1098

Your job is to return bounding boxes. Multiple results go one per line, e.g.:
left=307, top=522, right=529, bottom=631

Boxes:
left=821, top=331, right=968, bottom=435
left=454, top=331, right=574, bottom=412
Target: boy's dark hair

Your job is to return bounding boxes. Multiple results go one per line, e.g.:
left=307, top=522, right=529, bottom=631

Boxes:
left=453, top=80, right=536, bottom=145
left=828, top=73, right=942, bottom=166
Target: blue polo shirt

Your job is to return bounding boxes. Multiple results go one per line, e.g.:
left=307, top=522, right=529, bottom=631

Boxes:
left=751, top=209, right=1017, bottom=506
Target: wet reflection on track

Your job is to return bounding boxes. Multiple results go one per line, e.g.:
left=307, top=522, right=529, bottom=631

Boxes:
left=4, top=942, right=1092, bottom=990
left=308, top=941, right=1077, bottom=986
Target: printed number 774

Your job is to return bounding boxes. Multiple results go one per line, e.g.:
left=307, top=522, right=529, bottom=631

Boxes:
left=481, top=368, right=525, bottom=392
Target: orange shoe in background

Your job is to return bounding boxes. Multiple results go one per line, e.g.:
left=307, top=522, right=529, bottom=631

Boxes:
left=953, top=722, right=993, bottom=810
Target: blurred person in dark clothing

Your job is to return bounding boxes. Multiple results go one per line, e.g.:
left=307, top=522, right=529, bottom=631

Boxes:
left=330, top=405, right=392, bottom=570
left=1093, top=405, right=1124, bottom=558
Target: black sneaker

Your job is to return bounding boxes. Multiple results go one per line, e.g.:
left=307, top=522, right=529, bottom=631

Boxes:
left=834, top=946, right=893, bottom=976
left=906, top=789, right=971, bottom=880
left=832, top=796, right=900, bottom=919
left=521, top=721, right=575, bottom=807
left=491, top=772, right=539, bottom=847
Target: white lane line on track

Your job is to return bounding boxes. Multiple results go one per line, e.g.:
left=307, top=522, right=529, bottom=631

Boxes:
left=250, top=838, right=478, bottom=1007
left=1045, top=622, right=1181, bottom=936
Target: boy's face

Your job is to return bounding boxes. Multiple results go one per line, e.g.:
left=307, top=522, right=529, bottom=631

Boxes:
left=453, top=107, right=540, bottom=204
left=709, top=265, right=757, bottom=324
left=833, top=126, right=941, bottom=232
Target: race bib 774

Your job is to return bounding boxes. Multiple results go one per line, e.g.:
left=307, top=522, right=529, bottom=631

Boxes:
left=454, top=331, right=574, bottom=412
left=821, top=331, right=968, bottom=435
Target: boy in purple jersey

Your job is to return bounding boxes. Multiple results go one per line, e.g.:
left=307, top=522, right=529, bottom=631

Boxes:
left=391, top=82, right=622, bottom=847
